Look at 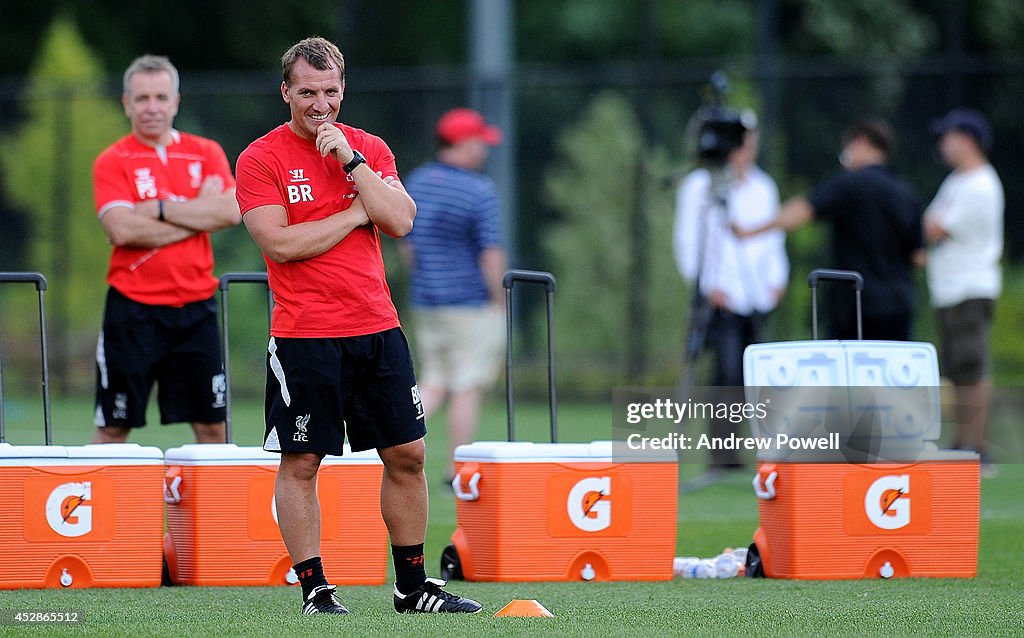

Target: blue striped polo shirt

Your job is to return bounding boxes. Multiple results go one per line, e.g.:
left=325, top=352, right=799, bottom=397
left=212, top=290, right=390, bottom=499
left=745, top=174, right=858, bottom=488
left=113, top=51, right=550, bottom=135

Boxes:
left=404, top=161, right=503, bottom=307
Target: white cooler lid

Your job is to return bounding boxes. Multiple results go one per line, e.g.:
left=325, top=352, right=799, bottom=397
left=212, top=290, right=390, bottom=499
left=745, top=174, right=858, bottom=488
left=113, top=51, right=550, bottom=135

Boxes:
left=0, top=441, right=69, bottom=463
left=454, top=440, right=674, bottom=463
left=65, top=443, right=164, bottom=463
left=165, top=443, right=382, bottom=465
left=916, top=448, right=980, bottom=462
left=744, top=340, right=847, bottom=387
left=165, top=443, right=278, bottom=464
left=0, top=442, right=163, bottom=465
left=323, top=448, right=382, bottom=465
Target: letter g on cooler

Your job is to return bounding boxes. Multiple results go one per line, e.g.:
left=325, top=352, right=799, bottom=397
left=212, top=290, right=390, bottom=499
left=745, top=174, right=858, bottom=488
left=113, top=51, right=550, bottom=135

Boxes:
left=567, top=477, right=611, bottom=532
left=864, top=474, right=910, bottom=530
left=46, top=482, right=93, bottom=537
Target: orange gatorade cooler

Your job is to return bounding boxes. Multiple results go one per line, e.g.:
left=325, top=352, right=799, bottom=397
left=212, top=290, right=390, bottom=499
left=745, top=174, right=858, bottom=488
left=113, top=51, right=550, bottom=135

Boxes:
left=449, top=440, right=678, bottom=582
left=0, top=274, right=165, bottom=589
left=751, top=451, right=979, bottom=579
left=0, top=443, right=165, bottom=589
left=163, top=443, right=387, bottom=586
left=743, top=269, right=979, bottom=579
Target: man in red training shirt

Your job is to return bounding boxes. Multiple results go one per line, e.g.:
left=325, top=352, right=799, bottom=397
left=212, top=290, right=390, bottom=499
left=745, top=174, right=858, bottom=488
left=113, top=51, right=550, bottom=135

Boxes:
left=92, top=54, right=240, bottom=444
left=235, top=37, right=481, bottom=616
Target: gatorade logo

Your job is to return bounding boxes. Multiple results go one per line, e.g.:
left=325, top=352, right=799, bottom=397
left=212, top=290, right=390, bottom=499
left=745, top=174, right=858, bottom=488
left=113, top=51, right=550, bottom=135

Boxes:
left=567, top=477, right=612, bottom=532
left=864, top=475, right=910, bottom=530
left=24, top=477, right=115, bottom=542
left=843, top=471, right=930, bottom=536
left=45, top=482, right=93, bottom=537
left=549, top=473, right=632, bottom=537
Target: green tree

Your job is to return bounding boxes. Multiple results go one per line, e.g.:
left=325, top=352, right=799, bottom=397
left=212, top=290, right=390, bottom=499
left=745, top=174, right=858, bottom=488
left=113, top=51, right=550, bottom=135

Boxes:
left=543, top=91, right=683, bottom=393
left=0, top=15, right=128, bottom=393
left=791, top=0, right=937, bottom=111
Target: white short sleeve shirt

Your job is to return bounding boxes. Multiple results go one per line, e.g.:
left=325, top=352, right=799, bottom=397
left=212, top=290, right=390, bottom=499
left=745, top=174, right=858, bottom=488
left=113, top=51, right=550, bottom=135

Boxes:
left=925, top=164, right=1004, bottom=308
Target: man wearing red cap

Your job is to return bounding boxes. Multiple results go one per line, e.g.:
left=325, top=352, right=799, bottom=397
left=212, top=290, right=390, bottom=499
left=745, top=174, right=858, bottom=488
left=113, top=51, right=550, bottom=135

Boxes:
left=402, top=108, right=507, bottom=483
left=924, top=107, right=1003, bottom=477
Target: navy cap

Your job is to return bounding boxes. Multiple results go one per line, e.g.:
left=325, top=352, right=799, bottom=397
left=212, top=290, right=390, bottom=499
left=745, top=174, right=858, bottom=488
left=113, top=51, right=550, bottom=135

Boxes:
left=931, top=107, right=993, bottom=152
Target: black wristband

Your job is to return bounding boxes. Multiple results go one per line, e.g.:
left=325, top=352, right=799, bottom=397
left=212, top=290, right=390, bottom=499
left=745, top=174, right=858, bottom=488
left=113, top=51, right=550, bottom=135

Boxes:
left=158, top=199, right=165, bottom=222
left=342, top=149, right=366, bottom=174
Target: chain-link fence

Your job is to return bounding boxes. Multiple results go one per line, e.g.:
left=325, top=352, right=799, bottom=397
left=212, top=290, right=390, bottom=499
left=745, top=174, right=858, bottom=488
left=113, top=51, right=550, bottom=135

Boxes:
left=0, top=55, right=1022, bottom=397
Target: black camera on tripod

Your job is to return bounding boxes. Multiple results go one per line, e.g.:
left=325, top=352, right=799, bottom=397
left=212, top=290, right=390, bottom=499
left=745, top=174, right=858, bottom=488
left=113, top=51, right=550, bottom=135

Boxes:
left=695, top=71, right=749, bottom=165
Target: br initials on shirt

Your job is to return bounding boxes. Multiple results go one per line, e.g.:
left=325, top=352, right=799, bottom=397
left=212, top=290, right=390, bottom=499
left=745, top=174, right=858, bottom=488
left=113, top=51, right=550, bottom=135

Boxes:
left=287, top=183, right=315, bottom=204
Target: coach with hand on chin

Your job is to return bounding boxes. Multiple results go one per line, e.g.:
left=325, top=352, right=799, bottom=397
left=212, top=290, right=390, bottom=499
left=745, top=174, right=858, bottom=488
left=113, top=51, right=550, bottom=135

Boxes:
left=235, top=36, right=482, bottom=618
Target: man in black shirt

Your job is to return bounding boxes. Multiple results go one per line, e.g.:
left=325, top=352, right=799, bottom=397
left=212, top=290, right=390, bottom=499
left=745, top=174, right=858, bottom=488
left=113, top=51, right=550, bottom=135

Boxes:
left=743, top=119, right=922, bottom=339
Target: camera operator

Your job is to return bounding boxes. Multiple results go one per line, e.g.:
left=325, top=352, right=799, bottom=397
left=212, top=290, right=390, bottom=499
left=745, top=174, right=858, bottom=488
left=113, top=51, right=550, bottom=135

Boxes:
left=673, top=111, right=789, bottom=476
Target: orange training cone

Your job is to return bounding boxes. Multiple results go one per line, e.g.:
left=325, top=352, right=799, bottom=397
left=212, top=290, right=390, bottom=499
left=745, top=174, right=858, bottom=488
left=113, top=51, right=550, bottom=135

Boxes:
left=493, top=599, right=554, bottom=618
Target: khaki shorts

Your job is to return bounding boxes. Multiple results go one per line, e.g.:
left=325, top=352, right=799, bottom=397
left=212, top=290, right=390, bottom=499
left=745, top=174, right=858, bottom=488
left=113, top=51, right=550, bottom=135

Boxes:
left=412, top=306, right=505, bottom=392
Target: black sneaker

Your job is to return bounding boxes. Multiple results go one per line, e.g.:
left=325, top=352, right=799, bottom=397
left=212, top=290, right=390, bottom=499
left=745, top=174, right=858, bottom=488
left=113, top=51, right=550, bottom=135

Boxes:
left=393, top=577, right=482, bottom=614
left=302, top=584, right=350, bottom=615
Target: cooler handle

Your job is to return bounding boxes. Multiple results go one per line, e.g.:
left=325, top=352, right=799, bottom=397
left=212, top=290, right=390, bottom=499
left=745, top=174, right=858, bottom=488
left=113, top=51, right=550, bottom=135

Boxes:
left=752, top=469, right=778, bottom=500
left=163, top=469, right=183, bottom=504
left=218, top=272, right=271, bottom=443
left=503, top=269, right=558, bottom=442
left=0, top=272, right=52, bottom=445
left=452, top=471, right=481, bottom=502
left=807, top=268, right=864, bottom=340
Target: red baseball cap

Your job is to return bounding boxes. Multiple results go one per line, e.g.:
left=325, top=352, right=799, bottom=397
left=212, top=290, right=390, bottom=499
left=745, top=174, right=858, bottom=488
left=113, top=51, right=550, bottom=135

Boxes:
left=436, top=108, right=502, bottom=146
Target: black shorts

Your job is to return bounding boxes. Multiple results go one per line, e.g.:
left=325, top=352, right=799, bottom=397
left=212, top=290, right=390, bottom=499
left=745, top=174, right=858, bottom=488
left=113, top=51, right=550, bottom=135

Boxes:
left=937, top=298, right=995, bottom=385
left=95, top=287, right=227, bottom=429
left=263, top=328, right=426, bottom=455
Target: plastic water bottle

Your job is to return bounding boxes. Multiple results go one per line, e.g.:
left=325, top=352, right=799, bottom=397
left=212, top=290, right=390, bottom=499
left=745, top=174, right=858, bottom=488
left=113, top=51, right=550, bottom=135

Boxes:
left=732, top=547, right=748, bottom=565
left=696, top=559, right=716, bottom=579
left=714, top=552, right=740, bottom=578
left=674, top=557, right=700, bottom=578
left=684, top=557, right=716, bottom=577
left=675, top=546, right=748, bottom=579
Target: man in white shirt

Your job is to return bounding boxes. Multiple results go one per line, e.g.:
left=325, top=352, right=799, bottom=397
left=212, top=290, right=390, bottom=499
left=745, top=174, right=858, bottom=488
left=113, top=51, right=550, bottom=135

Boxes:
left=924, top=107, right=1003, bottom=473
left=673, top=118, right=788, bottom=471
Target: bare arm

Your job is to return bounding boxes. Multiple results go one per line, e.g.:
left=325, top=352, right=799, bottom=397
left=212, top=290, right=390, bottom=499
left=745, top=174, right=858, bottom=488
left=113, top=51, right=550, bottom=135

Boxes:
left=923, top=215, right=950, bottom=244
left=771, top=196, right=815, bottom=232
left=100, top=205, right=196, bottom=248
left=135, top=176, right=241, bottom=233
left=316, top=124, right=416, bottom=238
left=242, top=198, right=371, bottom=263
left=480, top=246, right=508, bottom=306
left=735, top=196, right=815, bottom=237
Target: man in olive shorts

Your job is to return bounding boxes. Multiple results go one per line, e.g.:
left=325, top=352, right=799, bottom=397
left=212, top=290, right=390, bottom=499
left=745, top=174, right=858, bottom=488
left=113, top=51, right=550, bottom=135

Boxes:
left=925, top=108, right=1003, bottom=475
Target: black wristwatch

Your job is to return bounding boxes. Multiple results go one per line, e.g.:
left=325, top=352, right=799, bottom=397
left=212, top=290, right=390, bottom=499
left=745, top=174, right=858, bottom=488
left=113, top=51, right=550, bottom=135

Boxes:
left=342, top=149, right=366, bottom=174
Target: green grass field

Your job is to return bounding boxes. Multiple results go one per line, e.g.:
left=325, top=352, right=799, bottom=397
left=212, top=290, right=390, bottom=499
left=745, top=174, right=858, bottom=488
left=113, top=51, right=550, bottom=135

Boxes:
left=1, top=396, right=1023, bottom=637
